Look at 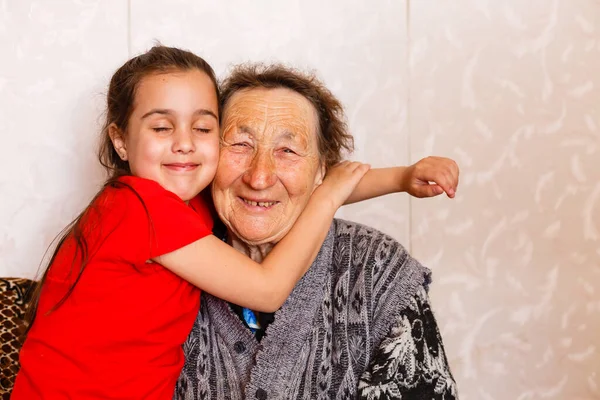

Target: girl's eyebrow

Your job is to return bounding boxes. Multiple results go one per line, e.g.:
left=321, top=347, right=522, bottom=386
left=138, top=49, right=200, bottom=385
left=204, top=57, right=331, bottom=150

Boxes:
left=141, top=108, right=218, bottom=121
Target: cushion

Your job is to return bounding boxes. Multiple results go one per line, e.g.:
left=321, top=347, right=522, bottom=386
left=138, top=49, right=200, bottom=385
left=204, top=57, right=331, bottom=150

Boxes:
left=0, top=278, right=35, bottom=399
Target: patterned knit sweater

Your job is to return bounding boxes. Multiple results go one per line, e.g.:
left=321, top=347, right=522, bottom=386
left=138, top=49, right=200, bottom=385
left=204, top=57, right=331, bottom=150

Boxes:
left=175, top=219, right=458, bottom=399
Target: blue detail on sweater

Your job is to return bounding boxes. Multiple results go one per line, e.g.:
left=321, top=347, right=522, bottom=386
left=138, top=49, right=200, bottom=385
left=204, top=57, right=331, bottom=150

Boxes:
left=243, top=308, right=260, bottom=333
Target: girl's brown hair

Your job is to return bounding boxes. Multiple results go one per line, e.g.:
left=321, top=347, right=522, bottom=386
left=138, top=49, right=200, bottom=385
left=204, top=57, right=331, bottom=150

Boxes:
left=25, top=45, right=219, bottom=333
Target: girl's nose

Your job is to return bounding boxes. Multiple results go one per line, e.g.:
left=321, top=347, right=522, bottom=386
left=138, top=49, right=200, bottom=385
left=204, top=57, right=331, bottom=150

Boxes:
left=172, top=128, right=195, bottom=154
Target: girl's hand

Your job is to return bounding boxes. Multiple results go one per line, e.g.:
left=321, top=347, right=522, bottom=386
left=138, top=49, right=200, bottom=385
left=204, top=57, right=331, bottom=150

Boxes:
left=402, top=156, right=459, bottom=198
left=315, top=161, right=371, bottom=210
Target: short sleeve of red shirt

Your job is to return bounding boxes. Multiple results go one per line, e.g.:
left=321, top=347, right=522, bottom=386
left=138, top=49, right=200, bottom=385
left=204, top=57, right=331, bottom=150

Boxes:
left=94, top=176, right=214, bottom=265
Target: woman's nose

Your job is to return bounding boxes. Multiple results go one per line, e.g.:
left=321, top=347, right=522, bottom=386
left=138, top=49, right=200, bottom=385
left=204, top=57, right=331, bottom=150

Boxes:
left=243, top=151, right=277, bottom=190
left=172, top=128, right=195, bottom=154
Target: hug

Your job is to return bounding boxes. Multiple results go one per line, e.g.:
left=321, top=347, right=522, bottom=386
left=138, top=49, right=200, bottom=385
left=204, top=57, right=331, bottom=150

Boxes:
left=13, top=46, right=459, bottom=400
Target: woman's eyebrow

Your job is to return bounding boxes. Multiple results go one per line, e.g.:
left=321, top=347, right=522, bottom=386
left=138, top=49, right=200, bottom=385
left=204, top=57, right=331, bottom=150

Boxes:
left=277, top=130, right=310, bottom=149
left=279, top=130, right=297, bottom=141
left=238, top=125, right=255, bottom=136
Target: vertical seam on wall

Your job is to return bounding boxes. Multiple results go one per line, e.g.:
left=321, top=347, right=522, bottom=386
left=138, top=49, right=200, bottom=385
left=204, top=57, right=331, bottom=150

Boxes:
left=406, top=0, right=413, bottom=254
left=127, top=0, right=132, bottom=57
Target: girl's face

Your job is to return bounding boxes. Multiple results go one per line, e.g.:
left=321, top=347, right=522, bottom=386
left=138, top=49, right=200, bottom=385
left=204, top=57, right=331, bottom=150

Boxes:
left=110, top=70, right=220, bottom=202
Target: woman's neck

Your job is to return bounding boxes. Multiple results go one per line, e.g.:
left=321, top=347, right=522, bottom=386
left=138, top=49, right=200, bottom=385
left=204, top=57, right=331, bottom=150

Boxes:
left=228, top=233, right=275, bottom=263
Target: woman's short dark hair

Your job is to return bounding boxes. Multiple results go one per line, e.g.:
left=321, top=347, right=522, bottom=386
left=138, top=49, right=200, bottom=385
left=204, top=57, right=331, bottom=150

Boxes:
left=220, top=63, right=354, bottom=169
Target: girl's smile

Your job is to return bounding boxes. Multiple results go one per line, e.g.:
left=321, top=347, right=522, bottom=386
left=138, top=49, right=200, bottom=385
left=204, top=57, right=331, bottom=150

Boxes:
left=163, top=162, right=200, bottom=172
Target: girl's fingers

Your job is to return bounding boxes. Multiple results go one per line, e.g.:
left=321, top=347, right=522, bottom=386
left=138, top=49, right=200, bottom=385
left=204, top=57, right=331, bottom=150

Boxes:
left=417, top=184, right=444, bottom=198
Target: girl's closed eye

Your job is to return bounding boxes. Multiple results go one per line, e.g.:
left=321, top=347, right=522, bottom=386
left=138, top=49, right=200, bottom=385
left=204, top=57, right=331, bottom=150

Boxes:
left=193, top=127, right=212, bottom=133
left=152, top=126, right=172, bottom=133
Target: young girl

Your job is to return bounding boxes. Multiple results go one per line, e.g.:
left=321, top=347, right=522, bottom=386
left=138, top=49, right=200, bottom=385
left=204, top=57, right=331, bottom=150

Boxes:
left=13, top=46, right=457, bottom=399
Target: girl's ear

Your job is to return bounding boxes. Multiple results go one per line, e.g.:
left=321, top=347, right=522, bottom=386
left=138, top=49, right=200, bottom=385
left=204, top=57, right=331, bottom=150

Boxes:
left=108, top=123, right=128, bottom=161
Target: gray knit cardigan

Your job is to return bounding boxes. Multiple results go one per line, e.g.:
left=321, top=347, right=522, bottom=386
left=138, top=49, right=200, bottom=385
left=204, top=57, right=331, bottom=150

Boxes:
left=175, top=219, right=458, bottom=399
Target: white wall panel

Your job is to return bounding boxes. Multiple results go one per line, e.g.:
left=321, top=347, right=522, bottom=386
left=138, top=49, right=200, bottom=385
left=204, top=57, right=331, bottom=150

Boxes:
left=0, top=0, right=129, bottom=278
left=409, top=1, right=600, bottom=398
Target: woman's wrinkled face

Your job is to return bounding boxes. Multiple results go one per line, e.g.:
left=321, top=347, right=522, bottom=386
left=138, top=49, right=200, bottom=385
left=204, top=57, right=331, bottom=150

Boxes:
left=212, top=87, right=325, bottom=245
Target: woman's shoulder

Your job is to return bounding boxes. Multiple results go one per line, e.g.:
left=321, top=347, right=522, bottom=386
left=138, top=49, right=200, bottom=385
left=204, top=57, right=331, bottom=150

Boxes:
left=329, top=218, right=432, bottom=304
left=331, top=218, right=411, bottom=259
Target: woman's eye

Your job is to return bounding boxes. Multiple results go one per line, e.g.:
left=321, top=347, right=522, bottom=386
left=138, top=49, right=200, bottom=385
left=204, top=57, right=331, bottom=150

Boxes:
left=282, top=148, right=296, bottom=155
left=194, top=127, right=212, bottom=133
left=233, top=142, right=250, bottom=147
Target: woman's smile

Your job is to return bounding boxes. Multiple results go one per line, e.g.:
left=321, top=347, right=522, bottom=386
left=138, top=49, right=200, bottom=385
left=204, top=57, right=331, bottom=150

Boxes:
left=238, top=196, right=280, bottom=211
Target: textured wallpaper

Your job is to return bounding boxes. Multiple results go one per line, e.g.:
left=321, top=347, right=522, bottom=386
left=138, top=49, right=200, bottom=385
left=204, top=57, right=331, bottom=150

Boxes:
left=409, top=1, right=600, bottom=398
left=1, top=1, right=599, bottom=398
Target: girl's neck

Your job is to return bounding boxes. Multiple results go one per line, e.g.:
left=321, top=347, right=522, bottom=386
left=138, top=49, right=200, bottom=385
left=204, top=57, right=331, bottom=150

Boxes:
left=228, top=233, right=275, bottom=263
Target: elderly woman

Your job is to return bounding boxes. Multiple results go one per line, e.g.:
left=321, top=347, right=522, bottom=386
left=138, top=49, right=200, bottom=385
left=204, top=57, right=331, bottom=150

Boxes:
left=176, top=64, right=459, bottom=400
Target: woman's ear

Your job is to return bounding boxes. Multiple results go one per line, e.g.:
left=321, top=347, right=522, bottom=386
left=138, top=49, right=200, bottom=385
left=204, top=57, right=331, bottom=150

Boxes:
left=108, top=123, right=128, bottom=161
left=313, top=160, right=326, bottom=189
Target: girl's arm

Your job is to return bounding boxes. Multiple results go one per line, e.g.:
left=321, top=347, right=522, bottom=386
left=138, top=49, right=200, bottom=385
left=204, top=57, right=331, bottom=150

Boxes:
left=155, top=161, right=370, bottom=313
left=345, top=156, right=460, bottom=204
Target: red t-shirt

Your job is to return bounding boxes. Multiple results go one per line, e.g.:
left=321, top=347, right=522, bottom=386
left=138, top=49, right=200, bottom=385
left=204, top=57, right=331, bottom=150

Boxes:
left=13, top=176, right=213, bottom=399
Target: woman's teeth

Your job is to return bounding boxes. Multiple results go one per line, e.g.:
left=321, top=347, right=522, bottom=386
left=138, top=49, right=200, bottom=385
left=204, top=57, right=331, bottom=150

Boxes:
left=242, top=198, right=276, bottom=207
